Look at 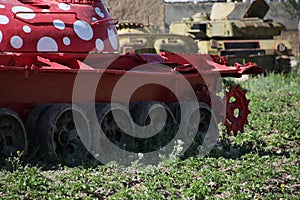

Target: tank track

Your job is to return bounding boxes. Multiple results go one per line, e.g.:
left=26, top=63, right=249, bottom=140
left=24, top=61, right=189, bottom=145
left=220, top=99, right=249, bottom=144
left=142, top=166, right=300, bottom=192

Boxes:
left=0, top=101, right=218, bottom=164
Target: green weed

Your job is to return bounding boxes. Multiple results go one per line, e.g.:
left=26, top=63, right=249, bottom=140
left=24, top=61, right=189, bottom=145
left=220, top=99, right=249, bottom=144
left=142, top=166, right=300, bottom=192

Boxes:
left=0, top=71, right=299, bottom=199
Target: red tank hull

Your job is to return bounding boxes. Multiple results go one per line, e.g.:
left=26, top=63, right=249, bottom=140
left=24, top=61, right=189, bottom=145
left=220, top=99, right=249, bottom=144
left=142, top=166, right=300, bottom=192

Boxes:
left=0, top=0, right=262, bottom=164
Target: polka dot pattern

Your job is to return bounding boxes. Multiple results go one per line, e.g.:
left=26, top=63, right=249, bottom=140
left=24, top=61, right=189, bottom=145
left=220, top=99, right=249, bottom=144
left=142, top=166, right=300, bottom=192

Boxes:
left=37, top=37, right=58, bottom=52
left=108, top=28, right=118, bottom=50
left=58, top=3, right=71, bottom=11
left=12, top=6, right=36, bottom=20
left=23, top=25, right=31, bottom=33
left=73, top=20, right=93, bottom=41
left=0, top=31, right=2, bottom=43
left=95, top=7, right=104, bottom=18
left=10, top=36, right=23, bottom=49
left=0, top=2, right=117, bottom=53
left=96, top=38, right=104, bottom=51
left=101, top=1, right=109, bottom=14
left=53, top=19, right=65, bottom=30
left=0, top=15, right=9, bottom=25
left=63, top=37, right=71, bottom=46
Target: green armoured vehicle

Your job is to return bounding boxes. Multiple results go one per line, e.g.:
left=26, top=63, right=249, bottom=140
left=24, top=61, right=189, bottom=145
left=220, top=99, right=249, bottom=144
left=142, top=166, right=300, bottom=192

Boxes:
left=169, top=0, right=293, bottom=72
left=116, top=22, right=198, bottom=54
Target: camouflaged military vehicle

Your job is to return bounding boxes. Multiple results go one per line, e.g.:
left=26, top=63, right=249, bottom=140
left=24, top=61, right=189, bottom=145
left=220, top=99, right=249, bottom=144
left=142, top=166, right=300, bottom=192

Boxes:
left=169, top=0, right=293, bottom=72
left=116, top=22, right=198, bottom=54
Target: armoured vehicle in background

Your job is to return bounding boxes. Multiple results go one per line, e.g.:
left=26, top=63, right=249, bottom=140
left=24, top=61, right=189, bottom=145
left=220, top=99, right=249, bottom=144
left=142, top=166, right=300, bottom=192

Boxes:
left=169, top=0, right=293, bottom=72
left=116, top=22, right=198, bottom=54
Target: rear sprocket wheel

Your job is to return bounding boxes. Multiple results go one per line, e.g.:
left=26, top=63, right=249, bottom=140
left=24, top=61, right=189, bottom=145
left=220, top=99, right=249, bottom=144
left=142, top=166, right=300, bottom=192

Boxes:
left=225, top=85, right=251, bottom=136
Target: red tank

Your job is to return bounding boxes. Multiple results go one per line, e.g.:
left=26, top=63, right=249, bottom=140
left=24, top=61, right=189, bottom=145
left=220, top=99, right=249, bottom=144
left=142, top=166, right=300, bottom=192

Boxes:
left=0, top=0, right=262, bottom=165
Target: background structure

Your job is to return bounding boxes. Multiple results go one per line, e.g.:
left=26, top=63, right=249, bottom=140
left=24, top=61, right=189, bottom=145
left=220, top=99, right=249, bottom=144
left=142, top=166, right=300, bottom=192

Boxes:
left=106, top=0, right=165, bottom=28
left=164, top=2, right=298, bottom=30
left=105, top=0, right=299, bottom=57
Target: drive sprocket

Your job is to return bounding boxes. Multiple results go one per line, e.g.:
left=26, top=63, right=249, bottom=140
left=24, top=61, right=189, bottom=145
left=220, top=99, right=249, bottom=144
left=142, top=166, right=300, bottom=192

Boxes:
left=225, top=85, right=251, bottom=136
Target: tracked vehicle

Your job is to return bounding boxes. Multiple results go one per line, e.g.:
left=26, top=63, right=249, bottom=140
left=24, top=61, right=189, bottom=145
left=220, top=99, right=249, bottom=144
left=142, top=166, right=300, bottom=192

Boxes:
left=170, top=0, right=293, bottom=73
left=116, top=22, right=198, bottom=54
left=0, top=0, right=262, bottom=164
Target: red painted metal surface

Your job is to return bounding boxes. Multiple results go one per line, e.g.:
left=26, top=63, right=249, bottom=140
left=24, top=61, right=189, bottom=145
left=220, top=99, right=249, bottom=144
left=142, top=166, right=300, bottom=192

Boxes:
left=0, top=0, right=263, bottom=160
left=225, top=85, right=251, bottom=136
left=1, top=0, right=117, bottom=54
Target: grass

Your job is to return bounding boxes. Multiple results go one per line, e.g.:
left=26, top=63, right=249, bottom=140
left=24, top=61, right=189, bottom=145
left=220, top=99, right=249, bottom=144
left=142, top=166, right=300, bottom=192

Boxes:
left=0, top=70, right=299, bottom=199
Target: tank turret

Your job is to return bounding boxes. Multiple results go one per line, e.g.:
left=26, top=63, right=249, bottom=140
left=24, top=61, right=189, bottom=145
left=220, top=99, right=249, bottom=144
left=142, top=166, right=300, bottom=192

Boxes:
left=0, top=0, right=119, bottom=60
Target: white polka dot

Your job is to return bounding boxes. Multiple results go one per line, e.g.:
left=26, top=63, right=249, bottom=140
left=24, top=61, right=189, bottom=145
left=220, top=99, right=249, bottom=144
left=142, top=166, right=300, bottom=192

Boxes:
left=10, top=36, right=23, bottom=49
left=101, top=1, right=109, bottom=13
left=37, top=37, right=58, bottom=52
left=0, top=15, right=9, bottom=25
left=12, top=6, right=36, bottom=20
left=96, top=38, right=104, bottom=51
left=95, top=7, right=104, bottom=18
left=53, top=19, right=65, bottom=30
left=73, top=20, right=93, bottom=41
left=63, top=37, right=70, bottom=46
left=108, top=28, right=118, bottom=50
left=0, top=31, right=2, bottom=43
left=58, top=3, right=71, bottom=11
left=42, top=9, right=50, bottom=12
left=0, top=4, right=5, bottom=9
left=23, top=25, right=31, bottom=33
left=92, top=17, right=97, bottom=22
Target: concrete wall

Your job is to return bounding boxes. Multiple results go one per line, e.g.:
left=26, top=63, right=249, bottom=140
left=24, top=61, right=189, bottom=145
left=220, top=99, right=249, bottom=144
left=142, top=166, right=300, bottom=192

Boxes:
left=105, top=0, right=165, bottom=28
